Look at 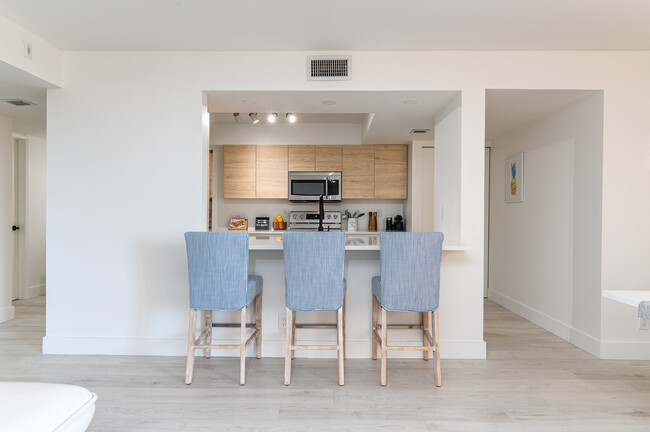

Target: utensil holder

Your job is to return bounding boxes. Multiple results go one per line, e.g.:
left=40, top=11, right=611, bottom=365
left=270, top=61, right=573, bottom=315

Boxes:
left=347, top=217, right=358, bottom=232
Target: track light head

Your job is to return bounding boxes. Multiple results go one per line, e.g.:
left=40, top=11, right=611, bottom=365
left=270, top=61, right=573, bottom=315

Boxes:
left=287, top=113, right=297, bottom=123
left=268, top=113, right=278, bottom=123
left=249, top=113, right=259, bottom=124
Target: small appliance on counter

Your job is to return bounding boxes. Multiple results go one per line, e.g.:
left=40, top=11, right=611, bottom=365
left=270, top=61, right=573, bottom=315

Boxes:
left=255, top=217, right=270, bottom=231
left=393, top=215, right=405, bottom=231
left=289, top=211, right=341, bottom=231
left=385, top=215, right=405, bottom=231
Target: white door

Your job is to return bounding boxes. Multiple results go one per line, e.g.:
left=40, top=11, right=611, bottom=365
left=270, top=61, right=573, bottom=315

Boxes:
left=12, top=138, right=26, bottom=301
left=484, top=147, right=490, bottom=298
left=421, top=147, right=435, bottom=231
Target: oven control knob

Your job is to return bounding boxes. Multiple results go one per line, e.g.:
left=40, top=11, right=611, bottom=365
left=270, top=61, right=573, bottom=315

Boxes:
left=300, top=214, right=304, bottom=219
left=327, top=214, right=331, bottom=219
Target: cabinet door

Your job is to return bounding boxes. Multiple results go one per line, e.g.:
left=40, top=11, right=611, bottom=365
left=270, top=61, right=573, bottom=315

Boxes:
left=315, top=145, right=342, bottom=171
left=256, top=145, right=288, bottom=198
left=374, top=145, right=408, bottom=199
left=288, top=145, right=315, bottom=171
left=223, top=145, right=256, bottom=198
left=342, top=145, right=375, bottom=199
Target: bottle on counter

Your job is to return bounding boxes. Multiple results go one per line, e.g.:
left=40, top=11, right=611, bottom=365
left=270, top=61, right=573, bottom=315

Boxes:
left=386, top=217, right=393, bottom=231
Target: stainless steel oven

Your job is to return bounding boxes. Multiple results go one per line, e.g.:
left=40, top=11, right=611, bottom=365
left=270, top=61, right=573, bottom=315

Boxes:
left=288, top=171, right=342, bottom=202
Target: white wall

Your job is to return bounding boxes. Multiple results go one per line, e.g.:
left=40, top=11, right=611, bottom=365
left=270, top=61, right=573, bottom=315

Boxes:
left=23, top=135, right=46, bottom=298
left=434, top=95, right=462, bottom=243
left=211, top=122, right=363, bottom=145
left=0, top=114, right=15, bottom=323
left=489, top=93, right=604, bottom=355
left=39, top=50, right=650, bottom=359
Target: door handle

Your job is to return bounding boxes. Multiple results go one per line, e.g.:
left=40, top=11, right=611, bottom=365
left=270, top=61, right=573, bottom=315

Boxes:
left=12, top=225, right=20, bottom=231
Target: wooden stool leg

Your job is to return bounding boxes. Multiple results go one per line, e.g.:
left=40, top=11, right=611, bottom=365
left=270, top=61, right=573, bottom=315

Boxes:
left=255, top=294, right=263, bottom=359
left=284, top=308, right=293, bottom=385
left=342, top=297, right=347, bottom=359
left=239, top=307, right=247, bottom=385
left=433, top=309, right=442, bottom=387
left=380, top=308, right=388, bottom=386
left=204, top=310, right=213, bottom=359
left=423, top=311, right=429, bottom=361
left=291, top=310, right=296, bottom=360
left=185, top=307, right=197, bottom=385
left=371, top=295, right=378, bottom=360
left=338, top=306, right=344, bottom=386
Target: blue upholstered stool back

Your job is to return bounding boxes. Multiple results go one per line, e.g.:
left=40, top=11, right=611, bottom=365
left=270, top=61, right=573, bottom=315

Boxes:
left=283, top=231, right=346, bottom=311
left=378, top=232, right=444, bottom=312
left=185, top=231, right=248, bottom=311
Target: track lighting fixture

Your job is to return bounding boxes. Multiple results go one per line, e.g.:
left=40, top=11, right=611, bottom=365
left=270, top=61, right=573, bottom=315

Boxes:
left=233, top=113, right=240, bottom=123
left=286, top=113, right=297, bottom=123
left=249, top=113, right=259, bottom=124
left=268, top=113, right=278, bottom=123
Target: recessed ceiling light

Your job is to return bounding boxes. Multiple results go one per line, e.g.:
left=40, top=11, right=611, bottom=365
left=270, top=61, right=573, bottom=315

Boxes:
left=403, top=100, right=418, bottom=105
left=241, top=100, right=255, bottom=105
left=249, top=113, right=259, bottom=124
left=322, top=100, right=336, bottom=105
left=286, top=113, right=297, bottom=123
left=268, top=113, right=278, bottom=123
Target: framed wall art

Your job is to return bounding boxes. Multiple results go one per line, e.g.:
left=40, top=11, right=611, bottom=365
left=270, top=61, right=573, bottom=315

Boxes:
left=505, top=152, right=524, bottom=203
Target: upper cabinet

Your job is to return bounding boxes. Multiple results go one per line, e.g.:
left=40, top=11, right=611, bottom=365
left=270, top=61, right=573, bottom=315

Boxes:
left=374, top=145, right=408, bottom=199
left=223, top=145, right=256, bottom=198
left=342, top=145, right=375, bottom=199
left=315, top=145, right=342, bottom=171
left=256, top=145, right=289, bottom=199
left=223, top=144, right=407, bottom=199
left=288, top=145, right=315, bottom=171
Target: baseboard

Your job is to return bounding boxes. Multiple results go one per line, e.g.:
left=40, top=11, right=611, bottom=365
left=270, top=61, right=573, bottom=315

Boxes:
left=42, top=336, right=486, bottom=359
left=569, top=327, right=601, bottom=357
left=0, top=305, right=15, bottom=323
left=488, top=289, right=572, bottom=340
left=22, top=284, right=46, bottom=299
left=600, top=340, right=650, bottom=360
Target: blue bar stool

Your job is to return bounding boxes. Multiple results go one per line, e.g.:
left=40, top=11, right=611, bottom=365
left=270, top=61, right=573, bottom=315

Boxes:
left=184, top=232, right=263, bottom=385
left=371, top=232, right=444, bottom=386
left=282, top=231, right=346, bottom=386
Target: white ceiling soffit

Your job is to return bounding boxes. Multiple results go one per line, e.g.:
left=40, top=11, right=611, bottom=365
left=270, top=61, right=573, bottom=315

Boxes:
left=207, top=91, right=457, bottom=144
left=0, top=61, right=52, bottom=138
left=485, top=89, right=599, bottom=141
left=1, top=1, right=649, bottom=51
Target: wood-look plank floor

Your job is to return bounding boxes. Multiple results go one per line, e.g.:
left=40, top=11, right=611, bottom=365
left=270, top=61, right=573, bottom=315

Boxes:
left=2, top=296, right=650, bottom=431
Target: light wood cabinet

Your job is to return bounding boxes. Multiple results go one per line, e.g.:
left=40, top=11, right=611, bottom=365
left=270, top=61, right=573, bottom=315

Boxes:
left=288, top=145, right=315, bottom=171
left=342, top=145, right=375, bottom=199
left=315, top=145, right=342, bottom=171
left=223, top=145, right=256, bottom=198
left=374, top=145, right=408, bottom=199
left=256, top=145, right=288, bottom=198
left=223, top=144, right=407, bottom=200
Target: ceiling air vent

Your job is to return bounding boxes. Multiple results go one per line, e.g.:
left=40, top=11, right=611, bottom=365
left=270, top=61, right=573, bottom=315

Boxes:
left=1, top=99, right=37, bottom=107
left=411, top=129, right=431, bottom=134
left=307, top=56, right=351, bottom=81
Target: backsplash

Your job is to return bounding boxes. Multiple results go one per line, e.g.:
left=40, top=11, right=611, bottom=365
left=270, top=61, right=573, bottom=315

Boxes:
left=215, top=199, right=405, bottom=231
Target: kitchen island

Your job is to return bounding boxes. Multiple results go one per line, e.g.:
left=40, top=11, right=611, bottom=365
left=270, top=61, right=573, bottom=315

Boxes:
left=207, top=230, right=468, bottom=359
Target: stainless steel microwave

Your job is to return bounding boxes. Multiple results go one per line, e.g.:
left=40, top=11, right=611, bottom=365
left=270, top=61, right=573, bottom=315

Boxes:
left=288, top=171, right=342, bottom=202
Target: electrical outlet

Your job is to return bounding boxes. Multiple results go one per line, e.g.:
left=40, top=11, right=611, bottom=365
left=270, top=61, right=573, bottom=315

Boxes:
left=639, top=317, right=650, bottom=330
left=278, top=313, right=287, bottom=329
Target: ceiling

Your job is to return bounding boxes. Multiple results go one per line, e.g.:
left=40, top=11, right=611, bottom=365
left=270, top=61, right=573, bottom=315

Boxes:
left=1, top=1, right=649, bottom=51
left=0, top=2, right=628, bottom=138
left=207, top=91, right=458, bottom=144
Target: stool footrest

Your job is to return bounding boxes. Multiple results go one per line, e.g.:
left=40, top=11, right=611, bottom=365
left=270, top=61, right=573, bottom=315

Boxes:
left=291, top=344, right=339, bottom=351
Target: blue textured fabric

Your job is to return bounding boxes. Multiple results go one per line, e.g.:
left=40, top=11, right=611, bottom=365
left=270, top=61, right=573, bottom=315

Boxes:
left=283, top=231, right=346, bottom=311
left=373, top=232, right=444, bottom=312
left=638, top=301, right=650, bottom=319
left=185, top=232, right=262, bottom=311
